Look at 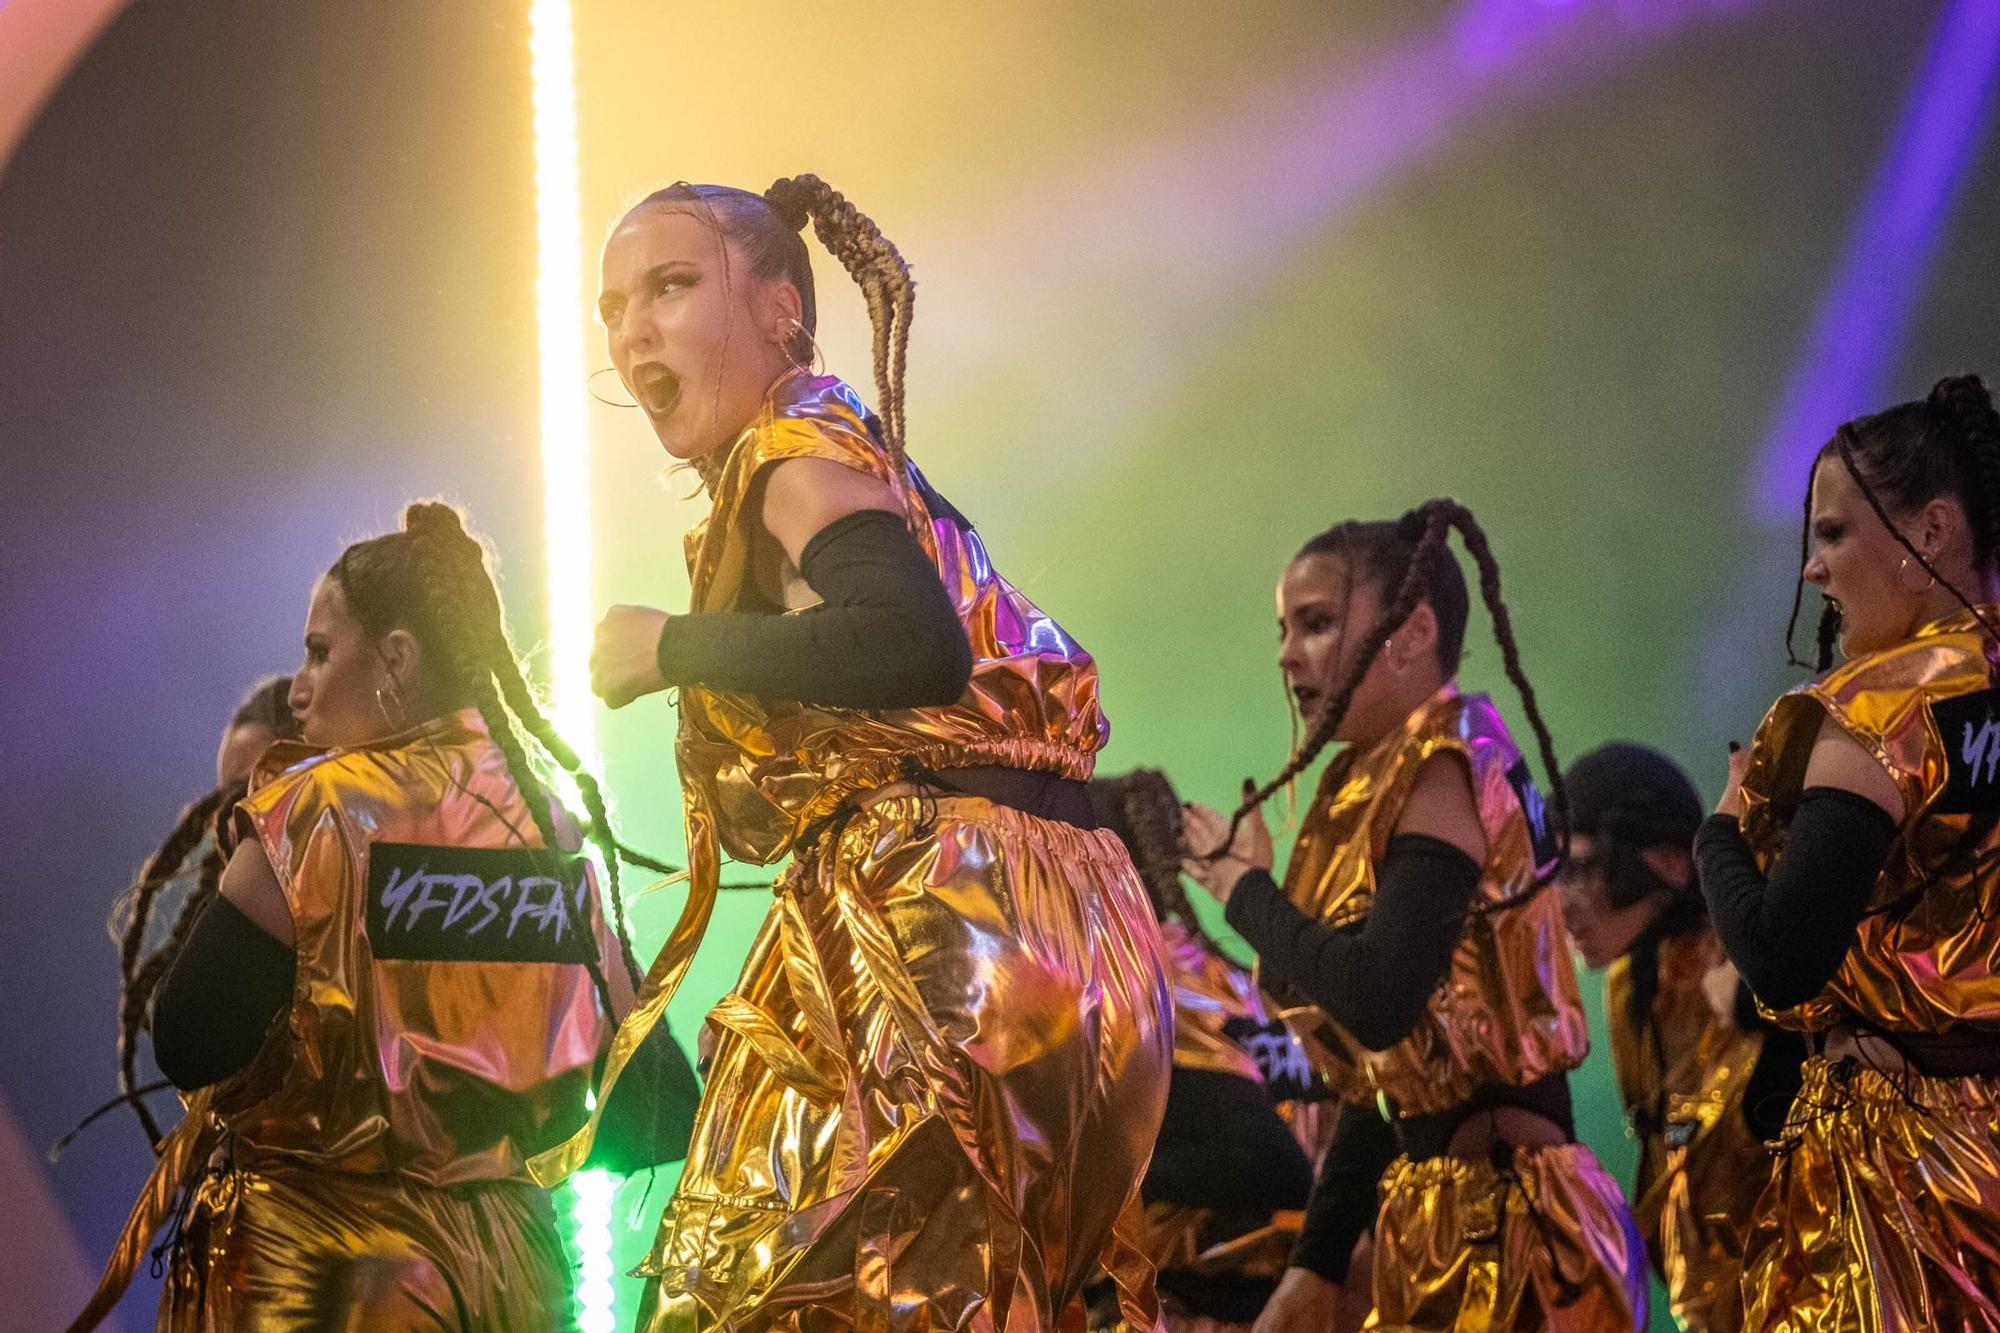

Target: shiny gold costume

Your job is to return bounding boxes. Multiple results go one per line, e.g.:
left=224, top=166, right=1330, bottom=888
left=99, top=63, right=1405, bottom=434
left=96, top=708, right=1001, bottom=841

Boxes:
left=1735, top=608, right=2000, bottom=1331
left=535, top=373, right=1172, bottom=1331
left=76, top=711, right=624, bottom=1332
left=1273, top=685, right=1645, bottom=1330
left=1605, top=929, right=1768, bottom=1333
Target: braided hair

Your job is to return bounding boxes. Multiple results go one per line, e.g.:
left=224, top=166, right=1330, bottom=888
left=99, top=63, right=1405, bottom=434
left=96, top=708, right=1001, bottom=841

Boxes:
left=1088, top=768, right=1232, bottom=959
left=109, top=676, right=298, bottom=1148
left=636, top=176, right=917, bottom=471
left=1785, top=374, right=2000, bottom=666
left=331, top=501, right=665, bottom=990
left=1218, top=500, right=1569, bottom=905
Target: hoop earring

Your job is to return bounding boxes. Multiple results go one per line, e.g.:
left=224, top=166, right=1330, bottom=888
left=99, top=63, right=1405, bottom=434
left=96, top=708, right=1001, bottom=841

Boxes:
left=588, top=367, right=638, bottom=409
left=780, top=319, right=825, bottom=377
left=376, top=684, right=408, bottom=729
left=1898, top=556, right=1939, bottom=593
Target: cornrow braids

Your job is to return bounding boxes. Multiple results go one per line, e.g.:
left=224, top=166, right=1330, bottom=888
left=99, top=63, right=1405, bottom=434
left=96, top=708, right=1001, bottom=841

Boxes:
left=1932, top=374, right=2000, bottom=571
left=765, top=174, right=917, bottom=472
left=110, top=786, right=229, bottom=1147
left=1833, top=433, right=2000, bottom=646
left=1218, top=500, right=1569, bottom=907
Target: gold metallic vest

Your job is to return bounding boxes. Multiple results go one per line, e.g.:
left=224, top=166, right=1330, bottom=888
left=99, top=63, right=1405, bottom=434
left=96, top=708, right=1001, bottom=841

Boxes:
left=230, top=709, right=619, bottom=1185
left=1270, top=685, right=1588, bottom=1114
left=676, top=370, right=1105, bottom=869
left=1161, top=918, right=1268, bottom=1083
left=531, top=372, right=1112, bottom=1183
left=1739, top=608, right=2000, bottom=1032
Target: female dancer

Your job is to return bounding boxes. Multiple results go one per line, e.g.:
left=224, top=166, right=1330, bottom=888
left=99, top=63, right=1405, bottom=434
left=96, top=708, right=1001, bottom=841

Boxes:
left=106, top=675, right=299, bottom=1149
left=561, top=175, right=1173, bottom=1330
left=1182, top=502, right=1645, bottom=1331
left=1086, top=768, right=1328, bottom=1333
left=1562, top=743, right=1802, bottom=1333
left=74, top=503, right=677, bottom=1331
left=1697, top=374, right=2000, bottom=1328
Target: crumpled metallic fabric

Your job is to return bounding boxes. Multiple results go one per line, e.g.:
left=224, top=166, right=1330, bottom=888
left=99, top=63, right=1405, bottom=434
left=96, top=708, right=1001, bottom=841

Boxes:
left=1738, top=1055, right=2000, bottom=1332
left=1270, top=684, right=1589, bottom=1114
left=1738, top=608, right=2000, bottom=1033
left=1159, top=919, right=1269, bottom=1084
left=1367, top=1144, right=1647, bottom=1332
left=533, top=372, right=1170, bottom=1329
left=637, top=796, right=1172, bottom=1331
left=1605, top=930, right=1770, bottom=1333
left=155, top=1160, right=573, bottom=1331
left=74, top=710, right=621, bottom=1331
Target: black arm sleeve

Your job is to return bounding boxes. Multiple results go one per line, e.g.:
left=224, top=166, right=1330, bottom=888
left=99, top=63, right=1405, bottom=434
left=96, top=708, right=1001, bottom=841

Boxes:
left=1224, top=833, right=1483, bottom=1051
left=1693, top=788, right=1898, bottom=1011
left=1291, top=1099, right=1398, bottom=1283
left=656, top=508, right=974, bottom=709
left=150, top=896, right=296, bottom=1091
left=1140, top=1067, right=1313, bottom=1213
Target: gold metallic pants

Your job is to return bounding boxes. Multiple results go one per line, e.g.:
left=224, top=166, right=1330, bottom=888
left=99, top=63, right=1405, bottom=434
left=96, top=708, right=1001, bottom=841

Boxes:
left=636, top=796, right=1173, bottom=1332
left=1635, top=1088, right=1771, bottom=1333
left=1366, top=1144, right=1646, bottom=1332
left=159, top=1163, right=572, bottom=1331
left=1740, top=1055, right=2000, bottom=1332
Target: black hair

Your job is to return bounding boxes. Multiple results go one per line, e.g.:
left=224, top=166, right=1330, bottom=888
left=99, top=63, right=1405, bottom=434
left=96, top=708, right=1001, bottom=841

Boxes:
left=1785, top=374, right=2000, bottom=668
left=1088, top=768, right=1230, bottom=959
left=1219, top=500, right=1568, bottom=906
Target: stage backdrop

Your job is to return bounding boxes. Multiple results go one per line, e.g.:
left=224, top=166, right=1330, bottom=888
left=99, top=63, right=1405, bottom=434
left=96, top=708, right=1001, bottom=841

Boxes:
left=4, top=1, right=1997, bottom=1328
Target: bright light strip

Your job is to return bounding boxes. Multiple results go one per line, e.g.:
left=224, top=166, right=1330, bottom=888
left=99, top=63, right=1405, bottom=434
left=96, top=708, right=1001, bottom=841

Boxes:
left=568, top=1169, right=620, bottom=1333
left=530, top=0, right=597, bottom=763
left=531, top=2, right=616, bottom=1324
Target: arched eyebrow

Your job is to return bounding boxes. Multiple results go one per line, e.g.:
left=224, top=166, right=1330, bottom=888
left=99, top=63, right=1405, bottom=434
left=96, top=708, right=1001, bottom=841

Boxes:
left=599, top=260, right=699, bottom=320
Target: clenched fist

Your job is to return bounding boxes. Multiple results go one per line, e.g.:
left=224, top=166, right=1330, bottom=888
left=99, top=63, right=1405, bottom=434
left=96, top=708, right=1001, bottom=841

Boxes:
left=592, top=604, right=671, bottom=709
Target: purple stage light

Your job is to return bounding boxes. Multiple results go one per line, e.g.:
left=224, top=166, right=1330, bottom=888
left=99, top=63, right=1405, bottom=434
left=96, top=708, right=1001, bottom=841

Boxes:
left=1751, top=0, right=2000, bottom=518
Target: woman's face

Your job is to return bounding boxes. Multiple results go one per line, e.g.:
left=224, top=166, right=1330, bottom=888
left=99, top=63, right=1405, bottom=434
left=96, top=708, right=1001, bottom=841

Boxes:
left=288, top=575, right=397, bottom=750
left=1276, top=552, right=1413, bottom=745
left=1802, top=459, right=1936, bottom=658
left=1557, top=832, right=1666, bottom=970
left=599, top=205, right=797, bottom=463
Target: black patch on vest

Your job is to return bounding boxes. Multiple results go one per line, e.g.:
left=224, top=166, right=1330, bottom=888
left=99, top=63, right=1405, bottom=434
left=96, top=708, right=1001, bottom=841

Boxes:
left=1506, top=757, right=1560, bottom=868
left=365, top=843, right=597, bottom=963
left=1221, top=1015, right=1329, bottom=1103
left=1929, top=688, right=2000, bottom=814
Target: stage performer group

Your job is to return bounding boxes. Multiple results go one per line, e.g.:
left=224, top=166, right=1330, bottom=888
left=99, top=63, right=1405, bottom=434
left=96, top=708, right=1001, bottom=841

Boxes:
left=67, top=170, right=2000, bottom=1333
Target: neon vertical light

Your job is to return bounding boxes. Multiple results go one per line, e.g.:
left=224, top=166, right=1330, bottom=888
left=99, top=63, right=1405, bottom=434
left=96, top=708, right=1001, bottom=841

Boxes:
left=1752, top=0, right=2000, bottom=517
left=530, top=0, right=597, bottom=761
left=530, top=3, right=616, bottom=1328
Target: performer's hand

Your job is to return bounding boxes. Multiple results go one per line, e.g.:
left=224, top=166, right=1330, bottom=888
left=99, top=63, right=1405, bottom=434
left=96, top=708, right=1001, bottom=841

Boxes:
left=1715, top=740, right=1750, bottom=818
left=1181, top=791, right=1272, bottom=905
left=1253, top=1267, right=1342, bottom=1333
left=592, top=604, right=671, bottom=709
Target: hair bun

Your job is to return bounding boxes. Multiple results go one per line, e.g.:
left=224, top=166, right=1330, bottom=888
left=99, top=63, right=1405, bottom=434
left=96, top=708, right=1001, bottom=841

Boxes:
left=762, top=177, right=813, bottom=232
left=403, top=501, right=470, bottom=544
left=1930, top=374, right=1994, bottom=419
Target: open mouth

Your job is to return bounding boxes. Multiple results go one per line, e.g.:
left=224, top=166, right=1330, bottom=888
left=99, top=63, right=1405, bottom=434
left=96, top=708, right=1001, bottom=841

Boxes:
left=631, top=361, right=682, bottom=422
left=1291, top=684, right=1321, bottom=716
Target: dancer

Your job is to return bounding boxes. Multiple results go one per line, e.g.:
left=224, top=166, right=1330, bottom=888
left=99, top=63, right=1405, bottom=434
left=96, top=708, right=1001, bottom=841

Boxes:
left=555, top=175, right=1173, bottom=1331
left=1086, top=768, right=1329, bottom=1333
left=105, top=675, right=299, bottom=1149
left=1562, top=743, right=1802, bottom=1333
left=74, top=503, right=684, bottom=1332
left=1697, top=374, right=2000, bottom=1329
left=1183, top=502, right=1645, bottom=1331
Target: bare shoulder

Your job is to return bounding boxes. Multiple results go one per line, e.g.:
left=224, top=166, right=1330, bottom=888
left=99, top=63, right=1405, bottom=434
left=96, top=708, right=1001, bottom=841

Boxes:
left=757, top=457, right=901, bottom=567
left=1802, top=709, right=1905, bottom=823
left=1394, top=750, right=1488, bottom=863
left=220, top=836, right=296, bottom=950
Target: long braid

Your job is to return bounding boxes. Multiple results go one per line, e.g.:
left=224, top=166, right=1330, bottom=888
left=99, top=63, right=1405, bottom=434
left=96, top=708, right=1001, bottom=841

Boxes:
left=1784, top=462, right=1824, bottom=669
left=392, top=503, right=654, bottom=992
left=766, top=175, right=917, bottom=471
left=1442, top=505, right=1570, bottom=862
left=110, top=787, right=227, bottom=1146
left=1834, top=433, right=2000, bottom=646
left=1217, top=504, right=1452, bottom=850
